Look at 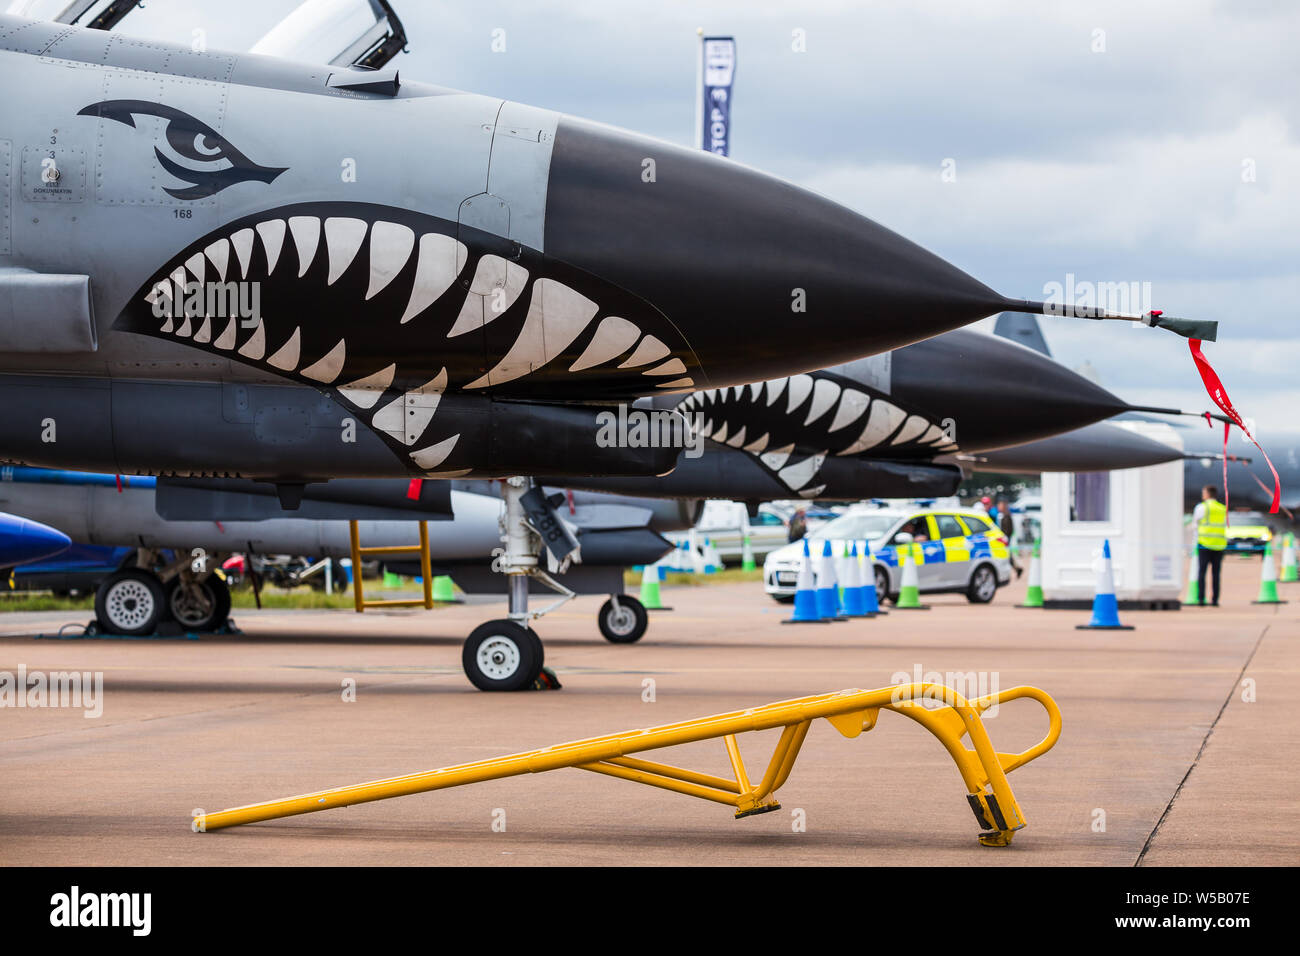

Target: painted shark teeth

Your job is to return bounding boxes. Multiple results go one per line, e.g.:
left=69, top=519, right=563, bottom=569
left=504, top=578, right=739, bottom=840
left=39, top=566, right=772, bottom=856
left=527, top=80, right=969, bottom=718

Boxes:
left=644, top=358, right=687, bottom=377
left=827, top=388, right=869, bottom=432
left=725, top=425, right=747, bottom=448
left=237, top=319, right=266, bottom=360
left=193, top=316, right=212, bottom=344
left=229, top=228, right=255, bottom=279
left=467, top=278, right=598, bottom=388
left=838, top=400, right=905, bottom=455
left=618, top=335, right=670, bottom=369
left=804, top=378, right=840, bottom=425
left=891, top=414, right=930, bottom=445
left=267, top=327, right=301, bottom=371
left=778, top=452, right=825, bottom=491
left=288, top=216, right=320, bottom=277
left=301, top=338, right=347, bottom=383
left=411, top=434, right=460, bottom=471
left=760, top=443, right=795, bottom=471
left=338, top=363, right=396, bottom=409
left=256, top=220, right=286, bottom=274
left=213, top=316, right=238, bottom=350
left=447, top=255, right=529, bottom=336
left=570, top=316, right=640, bottom=371
left=785, top=374, right=813, bottom=414
left=324, top=217, right=367, bottom=285
left=742, top=432, right=769, bottom=454
left=204, top=238, right=230, bottom=280
left=655, top=377, right=694, bottom=390
left=919, top=424, right=947, bottom=445
left=372, top=369, right=447, bottom=445
left=401, top=233, right=465, bottom=325
left=765, top=377, right=787, bottom=406
left=366, top=221, right=415, bottom=300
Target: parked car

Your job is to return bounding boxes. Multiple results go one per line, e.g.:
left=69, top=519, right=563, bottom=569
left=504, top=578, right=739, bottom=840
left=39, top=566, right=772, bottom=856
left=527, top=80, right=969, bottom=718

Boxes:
left=763, top=505, right=1013, bottom=604
left=665, top=500, right=791, bottom=564
left=1224, top=520, right=1273, bottom=554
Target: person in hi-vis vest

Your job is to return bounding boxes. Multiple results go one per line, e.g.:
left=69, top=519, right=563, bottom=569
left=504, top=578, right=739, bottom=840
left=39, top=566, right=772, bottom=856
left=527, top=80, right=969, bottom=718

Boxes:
left=1193, top=484, right=1227, bottom=606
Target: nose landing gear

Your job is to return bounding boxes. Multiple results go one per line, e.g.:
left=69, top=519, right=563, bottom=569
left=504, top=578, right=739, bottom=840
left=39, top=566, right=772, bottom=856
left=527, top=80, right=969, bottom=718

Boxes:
left=460, top=477, right=577, bottom=691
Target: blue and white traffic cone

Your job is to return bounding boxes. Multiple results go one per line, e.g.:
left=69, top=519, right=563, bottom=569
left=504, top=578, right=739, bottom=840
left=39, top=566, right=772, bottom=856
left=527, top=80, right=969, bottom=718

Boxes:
left=860, top=539, right=885, bottom=615
left=1076, top=539, right=1134, bottom=630
left=815, top=539, right=846, bottom=620
left=840, top=542, right=875, bottom=617
left=782, top=539, right=827, bottom=624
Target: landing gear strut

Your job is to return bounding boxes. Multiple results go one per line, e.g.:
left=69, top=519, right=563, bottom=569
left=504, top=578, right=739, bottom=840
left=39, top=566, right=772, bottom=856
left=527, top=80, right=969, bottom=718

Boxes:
left=461, top=477, right=577, bottom=691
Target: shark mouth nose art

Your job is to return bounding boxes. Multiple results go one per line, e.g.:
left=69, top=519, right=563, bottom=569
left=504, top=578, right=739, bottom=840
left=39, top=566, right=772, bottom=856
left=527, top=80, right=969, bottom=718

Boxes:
left=117, top=203, right=700, bottom=473
left=674, top=373, right=959, bottom=496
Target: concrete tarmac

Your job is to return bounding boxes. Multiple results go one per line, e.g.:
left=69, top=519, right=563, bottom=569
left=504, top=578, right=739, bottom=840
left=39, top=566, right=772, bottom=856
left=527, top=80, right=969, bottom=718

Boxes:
left=1, top=560, right=1296, bottom=866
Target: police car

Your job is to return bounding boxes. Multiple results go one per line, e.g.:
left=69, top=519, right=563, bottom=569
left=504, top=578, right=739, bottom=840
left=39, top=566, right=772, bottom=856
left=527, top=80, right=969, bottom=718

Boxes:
left=763, top=505, right=1013, bottom=605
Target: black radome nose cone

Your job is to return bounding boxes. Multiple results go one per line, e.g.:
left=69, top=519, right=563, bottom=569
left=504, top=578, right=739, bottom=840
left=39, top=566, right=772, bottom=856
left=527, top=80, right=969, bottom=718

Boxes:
left=963, top=422, right=1184, bottom=473
left=543, top=117, right=1006, bottom=386
left=889, top=328, right=1131, bottom=452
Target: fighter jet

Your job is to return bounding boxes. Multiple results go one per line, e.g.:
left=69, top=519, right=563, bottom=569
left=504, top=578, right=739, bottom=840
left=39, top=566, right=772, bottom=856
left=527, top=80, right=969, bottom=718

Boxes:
left=551, top=328, right=1193, bottom=502
left=1181, top=427, right=1299, bottom=520
left=0, top=11, right=1218, bottom=687
left=0, top=468, right=686, bottom=655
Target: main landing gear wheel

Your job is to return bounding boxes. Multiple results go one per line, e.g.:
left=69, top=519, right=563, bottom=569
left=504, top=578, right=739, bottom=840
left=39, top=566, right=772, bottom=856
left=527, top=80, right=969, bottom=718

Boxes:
left=598, top=595, right=648, bottom=644
left=166, top=575, right=232, bottom=632
left=462, top=620, right=545, bottom=692
left=94, top=569, right=166, bottom=636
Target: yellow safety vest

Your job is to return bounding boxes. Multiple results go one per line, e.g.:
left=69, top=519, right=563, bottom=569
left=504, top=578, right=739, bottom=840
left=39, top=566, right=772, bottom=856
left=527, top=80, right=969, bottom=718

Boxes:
left=1197, top=499, right=1227, bottom=551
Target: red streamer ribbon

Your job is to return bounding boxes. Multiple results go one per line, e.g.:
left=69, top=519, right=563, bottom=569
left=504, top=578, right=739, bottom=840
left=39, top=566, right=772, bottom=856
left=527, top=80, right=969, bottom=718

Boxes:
left=406, top=478, right=423, bottom=501
left=1188, top=338, right=1280, bottom=514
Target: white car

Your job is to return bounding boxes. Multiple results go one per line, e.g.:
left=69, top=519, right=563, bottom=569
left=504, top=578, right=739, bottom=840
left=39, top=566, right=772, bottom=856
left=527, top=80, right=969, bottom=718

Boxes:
left=666, top=500, right=791, bottom=564
left=763, top=506, right=1013, bottom=605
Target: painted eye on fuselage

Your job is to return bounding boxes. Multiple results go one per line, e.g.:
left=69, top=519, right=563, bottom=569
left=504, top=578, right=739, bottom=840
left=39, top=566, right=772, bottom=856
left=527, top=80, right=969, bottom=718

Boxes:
left=77, top=99, right=288, bottom=200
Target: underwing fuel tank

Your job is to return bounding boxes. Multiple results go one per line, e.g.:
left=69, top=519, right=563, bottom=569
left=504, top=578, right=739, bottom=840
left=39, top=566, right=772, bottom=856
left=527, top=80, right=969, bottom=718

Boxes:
left=0, top=14, right=1014, bottom=480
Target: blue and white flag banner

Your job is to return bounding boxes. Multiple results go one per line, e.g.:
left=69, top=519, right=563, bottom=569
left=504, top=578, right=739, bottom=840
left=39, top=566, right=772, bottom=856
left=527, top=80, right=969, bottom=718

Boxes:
left=700, top=36, right=736, bottom=156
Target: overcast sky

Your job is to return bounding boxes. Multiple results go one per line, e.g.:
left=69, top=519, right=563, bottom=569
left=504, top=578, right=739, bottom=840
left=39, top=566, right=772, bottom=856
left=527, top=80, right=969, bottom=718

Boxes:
left=97, top=0, right=1300, bottom=440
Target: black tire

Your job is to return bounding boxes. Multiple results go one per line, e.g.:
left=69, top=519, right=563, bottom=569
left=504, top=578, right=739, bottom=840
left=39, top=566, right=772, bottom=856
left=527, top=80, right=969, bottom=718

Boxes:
left=94, top=569, right=166, bottom=636
left=598, top=595, right=648, bottom=643
left=771, top=593, right=795, bottom=604
left=874, top=566, right=896, bottom=606
left=165, top=575, right=232, bottom=632
left=967, top=563, right=998, bottom=604
left=462, top=620, right=545, bottom=691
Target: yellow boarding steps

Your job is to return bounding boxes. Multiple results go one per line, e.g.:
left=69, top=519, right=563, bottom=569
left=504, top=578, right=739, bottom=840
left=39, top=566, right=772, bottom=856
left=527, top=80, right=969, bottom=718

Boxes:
left=193, top=682, right=1061, bottom=846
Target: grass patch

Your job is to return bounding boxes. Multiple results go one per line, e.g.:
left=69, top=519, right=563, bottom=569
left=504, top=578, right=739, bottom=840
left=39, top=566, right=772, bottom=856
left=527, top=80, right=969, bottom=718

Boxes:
left=0, top=593, right=94, bottom=613
left=622, top=567, right=763, bottom=588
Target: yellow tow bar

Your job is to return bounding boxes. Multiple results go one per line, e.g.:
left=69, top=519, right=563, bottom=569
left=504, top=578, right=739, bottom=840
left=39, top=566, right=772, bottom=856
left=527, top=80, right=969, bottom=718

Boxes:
left=193, top=682, right=1061, bottom=846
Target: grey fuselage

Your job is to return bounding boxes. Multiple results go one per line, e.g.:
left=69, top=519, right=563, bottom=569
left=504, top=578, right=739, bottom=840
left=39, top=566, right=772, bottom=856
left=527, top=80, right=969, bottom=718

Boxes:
left=0, top=15, right=1018, bottom=486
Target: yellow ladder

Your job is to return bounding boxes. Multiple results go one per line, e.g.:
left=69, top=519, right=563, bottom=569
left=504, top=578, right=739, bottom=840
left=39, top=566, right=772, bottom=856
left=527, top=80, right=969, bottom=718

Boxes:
left=347, top=519, right=433, bottom=611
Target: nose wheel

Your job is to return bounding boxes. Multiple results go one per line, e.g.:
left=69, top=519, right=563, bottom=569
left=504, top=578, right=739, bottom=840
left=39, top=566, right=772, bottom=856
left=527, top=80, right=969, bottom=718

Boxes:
left=598, top=595, right=648, bottom=643
left=462, top=620, right=545, bottom=691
